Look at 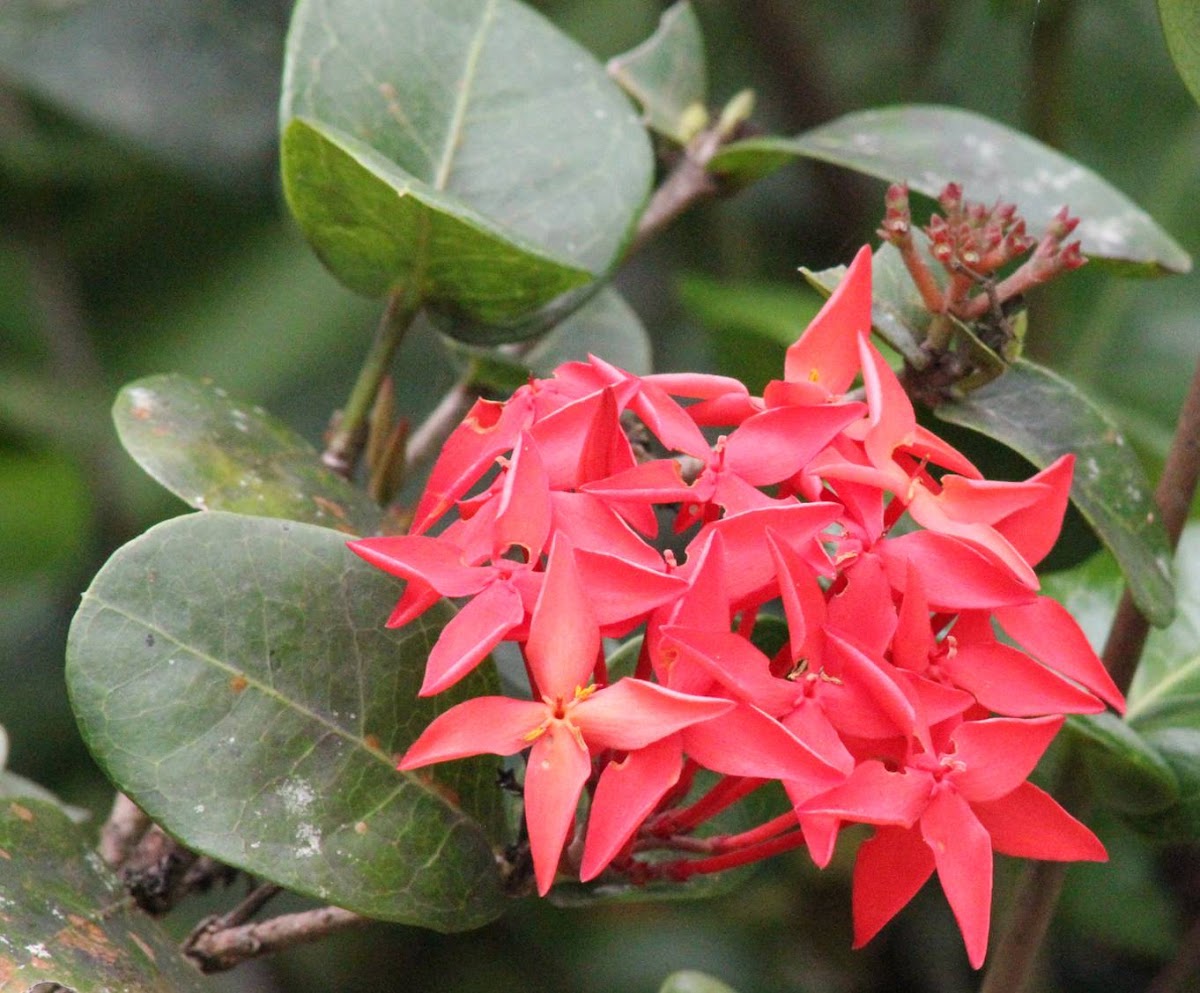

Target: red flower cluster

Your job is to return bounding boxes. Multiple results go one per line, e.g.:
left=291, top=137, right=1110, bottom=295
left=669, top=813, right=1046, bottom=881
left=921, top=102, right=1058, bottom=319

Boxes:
left=349, top=246, right=1119, bottom=968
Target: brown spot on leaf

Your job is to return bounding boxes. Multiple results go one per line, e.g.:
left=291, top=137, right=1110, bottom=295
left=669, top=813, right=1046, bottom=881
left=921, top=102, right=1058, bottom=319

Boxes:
left=0, top=848, right=10, bottom=859
left=229, top=674, right=249, bottom=693
left=364, top=734, right=382, bottom=752
left=57, top=915, right=119, bottom=966
left=0, top=954, right=12, bottom=983
left=9, top=802, right=33, bottom=823
left=354, top=821, right=368, bottom=835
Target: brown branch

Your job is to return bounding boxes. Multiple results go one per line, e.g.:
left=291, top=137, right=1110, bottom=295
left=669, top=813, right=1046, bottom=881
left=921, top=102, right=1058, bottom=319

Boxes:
left=184, top=904, right=370, bottom=973
left=98, top=793, right=151, bottom=870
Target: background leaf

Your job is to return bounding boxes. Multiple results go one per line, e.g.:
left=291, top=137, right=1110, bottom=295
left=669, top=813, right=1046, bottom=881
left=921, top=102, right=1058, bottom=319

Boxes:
left=0, top=0, right=284, bottom=182
left=607, top=1, right=707, bottom=143
left=113, top=374, right=384, bottom=536
left=0, top=798, right=207, bottom=993
left=280, top=0, right=653, bottom=323
left=935, top=358, right=1175, bottom=626
left=658, top=971, right=743, bottom=993
left=711, top=106, right=1192, bottom=274
left=1158, top=0, right=1200, bottom=109
left=67, top=512, right=507, bottom=931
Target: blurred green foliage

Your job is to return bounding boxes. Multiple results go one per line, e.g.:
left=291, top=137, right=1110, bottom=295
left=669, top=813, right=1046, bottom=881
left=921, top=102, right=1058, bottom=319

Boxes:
left=2, top=0, right=1197, bottom=990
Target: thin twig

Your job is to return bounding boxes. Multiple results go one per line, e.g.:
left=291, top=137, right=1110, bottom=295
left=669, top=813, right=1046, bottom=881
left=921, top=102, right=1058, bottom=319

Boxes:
left=184, top=905, right=369, bottom=973
left=98, top=793, right=151, bottom=870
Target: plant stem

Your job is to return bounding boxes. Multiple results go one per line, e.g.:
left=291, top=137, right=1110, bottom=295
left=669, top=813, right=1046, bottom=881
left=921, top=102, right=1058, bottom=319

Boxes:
left=322, top=287, right=419, bottom=478
left=982, top=349, right=1200, bottom=993
left=184, top=904, right=368, bottom=973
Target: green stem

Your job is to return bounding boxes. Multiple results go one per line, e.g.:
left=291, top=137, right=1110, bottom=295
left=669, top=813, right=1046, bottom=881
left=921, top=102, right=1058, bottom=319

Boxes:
left=322, top=288, right=419, bottom=478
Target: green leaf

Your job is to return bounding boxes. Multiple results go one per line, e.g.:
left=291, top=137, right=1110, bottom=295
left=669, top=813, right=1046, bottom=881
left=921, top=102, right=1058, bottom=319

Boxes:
left=67, top=512, right=507, bottom=931
left=1158, top=0, right=1200, bottom=109
left=113, top=375, right=383, bottom=537
left=1065, top=712, right=1179, bottom=814
left=1127, top=525, right=1200, bottom=730
left=1122, top=728, right=1200, bottom=842
left=934, top=358, right=1174, bottom=626
left=281, top=118, right=592, bottom=328
left=454, top=286, right=653, bottom=392
left=0, top=798, right=207, bottom=992
left=0, top=0, right=282, bottom=180
left=280, top=0, right=653, bottom=327
left=712, top=106, right=1192, bottom=275
left=658, top=970, right=743, bottom=993
left=607, top=2, right=708, bottom=143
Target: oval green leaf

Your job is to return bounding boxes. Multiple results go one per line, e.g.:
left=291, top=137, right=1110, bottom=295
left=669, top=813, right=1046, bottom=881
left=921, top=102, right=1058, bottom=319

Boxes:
left=113, top=375, right=383, bottom=537
left=712, top=106, right=1191, bottom=275
left=0, top=798, right=207, bottom=993
left=607, top=1, right=707, bottom=143
left=1159, top=0, right=1200, bottom=109
left=1123, top=728, right=1200, bottom=842
left=1066, top=712, right=1179, bottom=814
left=66, top=512, right=507, bottom=931
left=280, top=0, right=653, bottom=325
left=934, top=358, right=1174, bottom=626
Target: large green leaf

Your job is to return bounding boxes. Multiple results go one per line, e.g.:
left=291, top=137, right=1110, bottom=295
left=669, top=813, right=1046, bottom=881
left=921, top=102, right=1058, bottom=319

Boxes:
left=113, top=375, right=383, bottom=537
left=0, top=798, right=207, bottom=993
left=935, top=359, right=1174, bottom=626
left=711, top=106, right=1191, bottom=275
left=280, top=0, right=653, bottom=330
left=607, top=1, right=707, bottom=143
left=1159, top=0, right=1200, bottom=109
left=66, top=512, right=507, bottom=931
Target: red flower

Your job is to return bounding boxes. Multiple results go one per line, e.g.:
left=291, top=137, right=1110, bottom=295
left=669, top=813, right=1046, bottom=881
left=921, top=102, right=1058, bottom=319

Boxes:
left=398, top=536, right=733, bottom=894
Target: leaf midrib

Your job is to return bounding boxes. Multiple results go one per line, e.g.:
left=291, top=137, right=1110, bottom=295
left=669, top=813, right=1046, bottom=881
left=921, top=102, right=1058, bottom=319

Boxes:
left=432, top=0, right=497, bottom=192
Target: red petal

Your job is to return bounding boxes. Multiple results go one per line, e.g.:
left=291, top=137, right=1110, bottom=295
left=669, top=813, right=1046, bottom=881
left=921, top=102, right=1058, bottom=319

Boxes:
left=949, top=716, right=1064, bottom=802
left=492, top=432, right=552, bottom=559
left=420, top=580, right=524, bottom=695
left=852, top=825, right=935, bottom=949
left=800, top=759, right=932, bottom=825
left=348, top=535, right=485, bottom=597
left=994, top=597, right=1125, bottom=712
left=945, top=641, right=1104, bottom=716
left=784, top=244, right=872, bottom=396
left=578, top=678, right=732, bottom=750
left=525, top=725, right=594, bottom=895
left=577, top=549, right=689, bottom=631
left=662, top=626, right=799, bottom=716
left=767, top=528, right=828, bottom=665
left=398, top=696, right=547, bottom=767
left=724, top=403, right=865, bottom=485
left=410, top=394, right=532, bottom=534
left=549, top=492, right=665, bottom=570
left=971, top=781, right=1108, bottom=861
left=891, top=562, right=933, bottom=671
left=992, top=455, right=1074, bottom=567
left=684, top=703, right=848, bottom=796
left=384, top=577, right=441, bottom=628
left=921, top=789, right=993, bottom=969
left=876, top=533, right=1038, bottom=609
left=525, top=537, right=600, bottom=697
left=797, top=813, right=841, bottom=868
left=580, top=736, right=683, bottom=880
